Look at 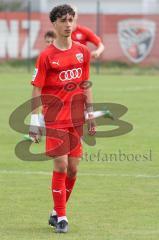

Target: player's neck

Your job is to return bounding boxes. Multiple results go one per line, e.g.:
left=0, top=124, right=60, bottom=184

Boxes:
left=54, top=37, right=72, bottom=51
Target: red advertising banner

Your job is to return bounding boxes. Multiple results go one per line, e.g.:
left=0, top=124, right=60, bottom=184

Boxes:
left=0, top=12, right=159, bottom=65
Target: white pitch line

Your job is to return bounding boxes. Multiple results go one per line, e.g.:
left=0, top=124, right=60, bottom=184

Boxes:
left=0, top=170, right=159, bottom=178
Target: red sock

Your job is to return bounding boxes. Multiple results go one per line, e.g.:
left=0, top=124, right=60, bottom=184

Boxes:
left=65, top=176, right=76, bottom=202
left=52, top=171, right=67, bottom=217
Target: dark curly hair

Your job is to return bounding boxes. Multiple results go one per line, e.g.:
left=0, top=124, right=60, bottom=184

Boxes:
left=44, top=31, right=56, bottom=39
left=49, top=4, right=75, bottom=23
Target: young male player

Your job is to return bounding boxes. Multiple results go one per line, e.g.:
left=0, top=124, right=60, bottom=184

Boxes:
left=72, top=12, right=104, bottom=58
left=29, top=4, right=95, bottom=233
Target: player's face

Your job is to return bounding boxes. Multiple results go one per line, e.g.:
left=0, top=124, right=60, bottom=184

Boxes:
left=54, top=14, right=74, bottom=37
left=45, top=37, right=54, bottom=46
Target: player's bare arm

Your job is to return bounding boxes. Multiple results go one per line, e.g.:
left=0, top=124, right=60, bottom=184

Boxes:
left=91, top=42, right=105, bottom=58
left=29, top=86, right=42, bottom=143
left=84, top=86, right=96, bottom=135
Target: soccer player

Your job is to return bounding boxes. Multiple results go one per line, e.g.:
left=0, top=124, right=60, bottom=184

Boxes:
left=29, top=4, right=96, bottom=233
left=44, top=30, right=56, bottom=46
left=72, top=12, right=105, bottom=58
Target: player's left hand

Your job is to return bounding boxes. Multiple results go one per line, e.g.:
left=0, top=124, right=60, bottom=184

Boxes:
left=87, top=114, right=96, bottom=136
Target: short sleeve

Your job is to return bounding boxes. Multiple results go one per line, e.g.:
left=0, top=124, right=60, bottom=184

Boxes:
left=31, top=52, right=48, bottom=88
left=85, top=27, right=101, bottom=46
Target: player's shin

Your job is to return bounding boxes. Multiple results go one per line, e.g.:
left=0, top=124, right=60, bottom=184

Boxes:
left=65, top=175, right=77, bottom=202
left=66, top=156, right=80, bottom=202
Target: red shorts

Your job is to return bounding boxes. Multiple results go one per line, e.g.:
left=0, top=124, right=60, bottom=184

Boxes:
left=45, top=125, right=83, bottom=158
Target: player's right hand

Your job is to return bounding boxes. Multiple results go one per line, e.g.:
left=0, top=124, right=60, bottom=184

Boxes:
left=87, top=113, right=96, bottom=136
left=29, top=114, right=41, bottom=143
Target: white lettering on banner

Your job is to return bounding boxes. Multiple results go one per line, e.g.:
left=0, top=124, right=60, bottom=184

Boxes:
left=0, top=20, right=40, bottom=59
left=0, top=20, right=19, bottom=58
left=59, top=68, right=82, bottom=81
left=21, top=20, right=40, bottom=58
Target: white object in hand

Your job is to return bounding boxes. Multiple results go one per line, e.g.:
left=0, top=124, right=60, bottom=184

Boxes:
left=30, top=114, right=41, bottom=135
left=38, top=113, right=45, bottom=127
left=85, top=110, right=106, bottom=120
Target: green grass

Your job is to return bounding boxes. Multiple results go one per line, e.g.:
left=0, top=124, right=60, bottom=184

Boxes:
left=0, top=69, right=159, bottom=240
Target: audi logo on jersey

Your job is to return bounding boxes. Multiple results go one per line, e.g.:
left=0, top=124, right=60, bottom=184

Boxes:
left=59, top=68, right=82, bottom=81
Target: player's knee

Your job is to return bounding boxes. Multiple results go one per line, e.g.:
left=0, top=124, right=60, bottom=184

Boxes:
left=67, top=167, right=77, bottom=178
left=54, top=159, right=68, bottom=172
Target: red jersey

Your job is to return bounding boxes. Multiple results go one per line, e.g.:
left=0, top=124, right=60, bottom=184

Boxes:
left=72, top=25, right=101, bottom=46
left=31, top=41, right=90, bottom=128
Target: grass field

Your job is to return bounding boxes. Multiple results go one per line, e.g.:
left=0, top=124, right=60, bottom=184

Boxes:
left=0, top=69, right=159, bottom=240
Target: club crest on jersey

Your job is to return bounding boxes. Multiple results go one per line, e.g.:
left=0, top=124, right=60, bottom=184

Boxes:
left=76, top=53, right=84, bottom=63
left=118, top=19, right=156, bottom=63
left=76, top=33, right=83, bottom=40
left=32, top=68, right=38, bottom=81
